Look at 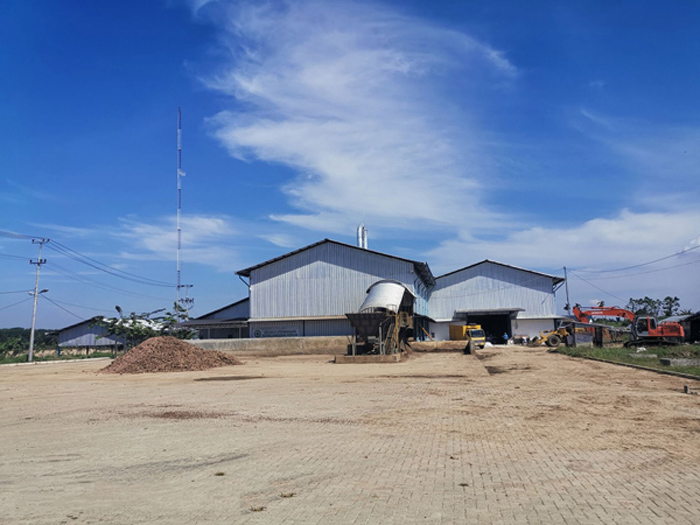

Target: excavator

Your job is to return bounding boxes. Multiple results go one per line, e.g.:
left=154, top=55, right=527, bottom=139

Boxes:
left=572, top=305, right=684, bottom=347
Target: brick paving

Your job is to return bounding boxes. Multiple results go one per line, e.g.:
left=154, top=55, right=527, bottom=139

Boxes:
left=1, top=347, right=699, bottom=524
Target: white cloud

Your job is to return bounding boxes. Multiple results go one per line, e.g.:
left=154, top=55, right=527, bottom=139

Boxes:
left=194, top=1, right=700, bottom=310
left=427, top=208, right=700, bottom=311
left=116, top=214, right=241, bottom=271
left=259, top=233, right=298, bottom=248
left=30, top=223, right=97, bottom=238
left=428, top=208, right=700, bottom=273
left=576, top=109, right=700, bottom=204
left=203, top=0, right=516, bottom=236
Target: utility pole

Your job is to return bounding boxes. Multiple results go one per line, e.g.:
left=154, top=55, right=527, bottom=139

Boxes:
left=563, top=266, right=571, bottom=315
left=28, top=238, right=48, bottom=362
left=179, top=284, right=194, bottom=318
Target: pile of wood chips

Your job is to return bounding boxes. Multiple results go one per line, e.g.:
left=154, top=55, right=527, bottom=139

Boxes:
left=100, top=336, right=242, bottom=374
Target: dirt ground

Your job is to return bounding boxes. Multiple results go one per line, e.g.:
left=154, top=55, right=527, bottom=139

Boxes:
left=2, top=346, right=700, bottom=524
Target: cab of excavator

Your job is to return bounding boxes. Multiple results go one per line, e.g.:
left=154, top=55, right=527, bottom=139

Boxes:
left=635, top=317, right=656, bottom=335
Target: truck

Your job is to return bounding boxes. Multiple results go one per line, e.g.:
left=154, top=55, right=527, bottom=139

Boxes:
left=450, top=324, right=486, bottom=353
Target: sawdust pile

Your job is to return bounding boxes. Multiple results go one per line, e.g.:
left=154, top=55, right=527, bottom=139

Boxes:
left=100, top=336, right=242, bottom=374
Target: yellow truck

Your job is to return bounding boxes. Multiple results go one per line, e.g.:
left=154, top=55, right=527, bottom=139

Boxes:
left=449, top=324, right=486, bottom=353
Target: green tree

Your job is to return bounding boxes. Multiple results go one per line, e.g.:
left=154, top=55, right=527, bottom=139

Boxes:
left=93, top=303, right=195, bottom=350
left=661, top=296, right=680, bottom=317
left=0, top=328, right=57, bottom=357
left=627, top=296, right=686, bottom=317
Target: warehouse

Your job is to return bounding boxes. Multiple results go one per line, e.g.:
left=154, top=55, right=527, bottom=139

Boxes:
left=428, top=260, right=565, bottom=341
left=189, top=238, right=565, bottom=341
left=235, top=239, right=435, bottom=338
left=58, top=317, right=124, bottom=351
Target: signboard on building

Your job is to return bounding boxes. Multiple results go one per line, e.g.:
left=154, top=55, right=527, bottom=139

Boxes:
left=252, top=327, right=300, bottom=338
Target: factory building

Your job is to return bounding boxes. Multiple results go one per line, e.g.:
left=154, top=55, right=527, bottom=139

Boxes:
left=428, top=261, right=565, bottom=341
left=235, top=239, right=435, bottom=338
left=188, top=237, right=565, bottom=341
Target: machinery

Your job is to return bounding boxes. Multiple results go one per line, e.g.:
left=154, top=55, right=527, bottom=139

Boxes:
left=572, top=305, right=684, bottom=347
left=345, top=280, right=414, bottom=356
left=529, top=326, right=571, bottom=348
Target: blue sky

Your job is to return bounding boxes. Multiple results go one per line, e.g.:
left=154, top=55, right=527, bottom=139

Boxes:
left=2, top=0, right=699, bottom=328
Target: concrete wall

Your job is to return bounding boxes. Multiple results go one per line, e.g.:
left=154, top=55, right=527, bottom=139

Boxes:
left=189, top=336, right=348, bottom=357
left=429, top=322, right=451, bottom=341
left=511, top=318, right=558, bottom=337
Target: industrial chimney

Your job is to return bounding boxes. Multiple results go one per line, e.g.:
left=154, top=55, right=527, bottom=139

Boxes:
left=357, top=223, right=368, bottom=249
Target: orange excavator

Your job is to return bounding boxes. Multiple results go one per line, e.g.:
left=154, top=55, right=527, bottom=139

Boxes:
left=572, top=305, right=684, bottom=347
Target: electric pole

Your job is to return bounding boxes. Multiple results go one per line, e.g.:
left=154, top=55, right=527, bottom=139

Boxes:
left=563, top=266, right=571, bottom=314
left=179, top=284, right=194, bottom=318
left=28, top=238, right=48, bottom=362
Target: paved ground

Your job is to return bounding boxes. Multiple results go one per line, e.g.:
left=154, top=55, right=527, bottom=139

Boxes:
left=2, top=346, right=700, bottom=524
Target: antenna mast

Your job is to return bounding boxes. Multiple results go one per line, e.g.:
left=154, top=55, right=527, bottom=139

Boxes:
left=177, top=107, right=184, bottom=305
left=176, top=107, right=194, bottom=316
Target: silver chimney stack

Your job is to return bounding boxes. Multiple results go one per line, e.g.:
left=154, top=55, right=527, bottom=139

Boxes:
left=357, top=223, right=368, bottom=249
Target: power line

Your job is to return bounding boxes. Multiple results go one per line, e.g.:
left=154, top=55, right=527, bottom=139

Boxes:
left=40, top=294, right=83, bottom=320
left=48, top=262, right=172, bottom=301
left=0, top=252, right=29, bottom=260
left=41, top=297, right=114, bottom=314
left=572, top=243, right=700, bottom=274
left=0, top=297, right=33, bottom=312
left=0, top=230, right=34, bottom=239
left=568, top=270, right=628, bottom=304
left=46, top=241, right=176, bottom=288
left=573, top=256, right=700, bottom=281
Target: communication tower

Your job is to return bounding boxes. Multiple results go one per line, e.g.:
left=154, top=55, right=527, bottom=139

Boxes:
left=176, top=107, right=193, bottom=315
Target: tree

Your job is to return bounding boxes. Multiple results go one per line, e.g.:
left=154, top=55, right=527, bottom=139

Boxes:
left=626, top=296, right=687, bottom=318
left=0, top=328, right=57, bottom=358
left=661, top=296, right=680, bottom=317
left=626, top=297, right=662, bottom=317
left=93, top=303, right=196, bottom=350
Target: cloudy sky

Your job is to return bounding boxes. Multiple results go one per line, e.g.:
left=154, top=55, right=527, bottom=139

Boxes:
left=2, top=0, right=699, bottom=328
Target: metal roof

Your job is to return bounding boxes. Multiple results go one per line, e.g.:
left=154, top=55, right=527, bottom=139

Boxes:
left=179, top=318, right=248, bottom=328
left=236, top=238, right=436, bottom=287
left=662, top=313, right=700, bottom=322
left=194, top=297, right=249, bottom=320
left=455, top=308, right=525, bottom=317
left=436, top=259, right=565, bottom=285
left=58, top=316, right=102, bottom=333
left=249, top=315, right=349, bottom=322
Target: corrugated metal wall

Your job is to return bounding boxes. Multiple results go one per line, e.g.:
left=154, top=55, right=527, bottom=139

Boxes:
left=430, top=262, right=556, bottom=320
left=58, top=323, right=124, bottom=347
left=250, top=319, right=353, bottom=337
left=249, top=242, right=427, bottom=319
